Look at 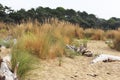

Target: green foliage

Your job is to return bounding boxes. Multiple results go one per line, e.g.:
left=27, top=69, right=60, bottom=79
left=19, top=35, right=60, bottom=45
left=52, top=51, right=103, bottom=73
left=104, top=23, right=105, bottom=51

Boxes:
left=11, top=48, right=37, bottom=79
left=0, top=3, right=120, bottom=29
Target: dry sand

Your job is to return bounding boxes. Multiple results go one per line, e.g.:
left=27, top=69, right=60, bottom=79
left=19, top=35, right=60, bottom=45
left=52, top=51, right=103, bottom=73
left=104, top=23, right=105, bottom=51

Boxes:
left=25, top=40, right=120, bottom=80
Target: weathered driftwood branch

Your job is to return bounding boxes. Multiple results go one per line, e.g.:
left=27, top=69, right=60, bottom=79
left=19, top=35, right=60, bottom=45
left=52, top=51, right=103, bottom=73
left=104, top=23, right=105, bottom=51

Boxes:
left=0, top=54, right=19, bottom=80
left=66, top=44, right=93, bottom=57
left=91, top=54, right=120, bottom=64
left=66, top=44, right=77, bottom=52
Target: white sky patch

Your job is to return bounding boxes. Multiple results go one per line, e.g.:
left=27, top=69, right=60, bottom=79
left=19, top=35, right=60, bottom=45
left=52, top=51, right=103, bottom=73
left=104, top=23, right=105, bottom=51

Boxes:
left=1, top=0, right=120, bottom=19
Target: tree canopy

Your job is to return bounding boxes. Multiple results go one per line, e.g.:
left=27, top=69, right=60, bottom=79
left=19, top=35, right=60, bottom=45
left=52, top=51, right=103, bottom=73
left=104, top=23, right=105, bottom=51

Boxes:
left=0, top=3, right=120, bottom=29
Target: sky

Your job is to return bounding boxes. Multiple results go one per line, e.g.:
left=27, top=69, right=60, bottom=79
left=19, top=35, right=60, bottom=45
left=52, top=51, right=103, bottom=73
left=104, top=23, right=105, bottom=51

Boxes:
left=0, top=0, right=120, bottom=19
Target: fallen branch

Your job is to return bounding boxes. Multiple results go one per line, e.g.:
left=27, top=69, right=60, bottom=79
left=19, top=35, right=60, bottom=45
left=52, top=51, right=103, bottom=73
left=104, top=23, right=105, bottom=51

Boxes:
left=66, top=44, right=93, bottom=57
left=91, top=54, right=120, bottom=64
left=0, top=55, right=19, bottom=80
left=66, top=44, right=77, bottom=52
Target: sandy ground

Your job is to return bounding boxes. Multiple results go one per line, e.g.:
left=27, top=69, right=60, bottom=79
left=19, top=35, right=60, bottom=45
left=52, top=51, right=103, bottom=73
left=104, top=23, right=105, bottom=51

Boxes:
left=25, top=40, right=120, bottom=80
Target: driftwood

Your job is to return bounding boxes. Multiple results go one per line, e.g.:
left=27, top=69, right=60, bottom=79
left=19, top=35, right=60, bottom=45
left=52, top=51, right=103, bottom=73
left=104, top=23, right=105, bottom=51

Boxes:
left=0, top=55, right=19, bottom=80
left=66, top=44, right=93, bottom=57
left=91, top=54, right=120, bottom=64
left=76, top=44, right=93, bottom=57
left=66, top=44, right=77, bottom=52
left=0, top=46, right=19, bottom=80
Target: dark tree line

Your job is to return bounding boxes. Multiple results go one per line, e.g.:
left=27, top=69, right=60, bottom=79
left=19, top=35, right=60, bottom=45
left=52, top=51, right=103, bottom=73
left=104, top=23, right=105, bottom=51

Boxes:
left=0, top=3, right=120, bottom=29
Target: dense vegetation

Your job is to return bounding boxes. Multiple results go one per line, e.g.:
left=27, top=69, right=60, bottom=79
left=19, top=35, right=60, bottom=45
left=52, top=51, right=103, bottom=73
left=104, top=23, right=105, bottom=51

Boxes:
left=0, top=3, right=120, bottom=79
left=0, top=19, right=120, bottom=79
left=0, top=3, right=120, bottom=29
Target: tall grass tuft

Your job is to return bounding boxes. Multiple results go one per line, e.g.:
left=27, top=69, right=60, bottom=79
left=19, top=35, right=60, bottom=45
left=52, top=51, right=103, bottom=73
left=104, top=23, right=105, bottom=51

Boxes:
left=11, top=19, right=84, bottom=59
left=11, top=47, right=37, bottom=79
left=19, top=32, right=65, bottom=59
left=0, top=22, right=9, bottom=38
left=106, top=30, right=119, bottom=39
left=113, top=33, right=120, bottom=51
left=91, top=29, right=105, bottom=40
left=84, top=28, right=94, bottom=38
left=84, top=29, right=105, bottom=40
left=74, top=27, right=84, bottom=39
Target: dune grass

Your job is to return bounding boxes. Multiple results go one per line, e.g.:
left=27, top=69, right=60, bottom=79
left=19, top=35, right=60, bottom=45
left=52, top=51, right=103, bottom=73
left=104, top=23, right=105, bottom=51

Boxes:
left=105, top=29, right=120, bottom=51
left=6, top=20, right=79, bottom=60
left=106, top=30, right=119, bottom=39
left=84, top=28, right=105, bottom=40
left=113, top=32, right=120, bottom=51
left=84, top=28, right=95, bottom=39
left=0, top=20, right=120, bottom=79
left=11, top=48, right=37, bottom=79
left=91, top=29, right=105, bottom=40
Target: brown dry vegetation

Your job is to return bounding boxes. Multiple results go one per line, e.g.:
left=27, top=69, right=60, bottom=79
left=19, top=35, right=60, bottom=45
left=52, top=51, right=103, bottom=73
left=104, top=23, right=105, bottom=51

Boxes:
left=106, top=30, right=119, bottom=39
left=0, top=20, right=120, bottom=79
left=0, top=20, right=120, bottom=57
left=113, top=33, right=120, bottom=51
